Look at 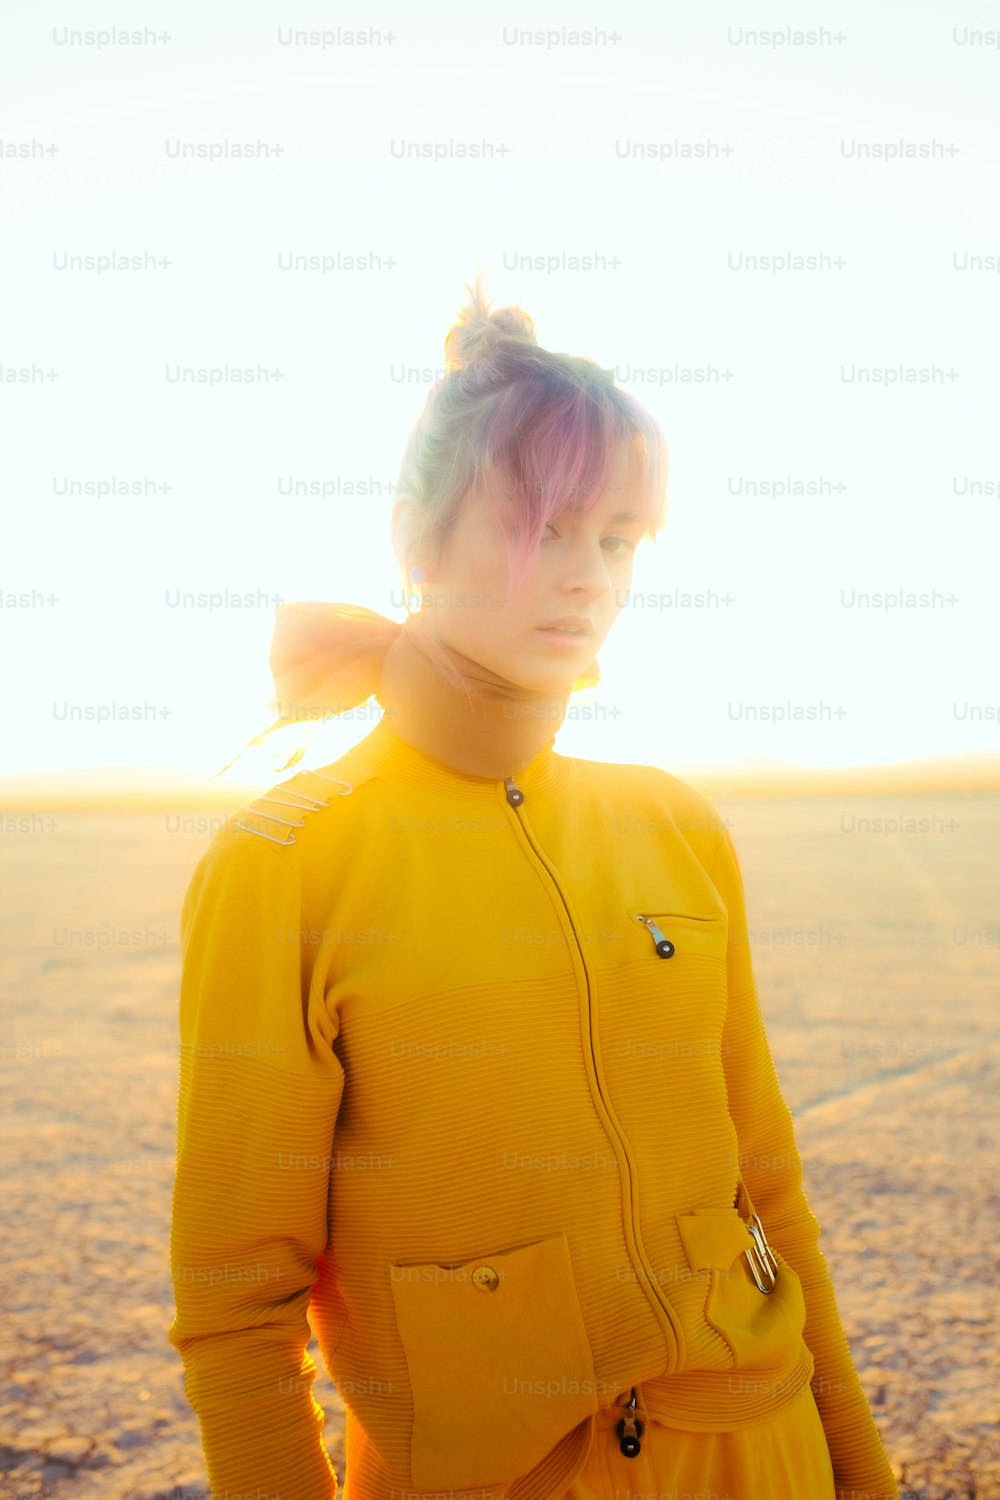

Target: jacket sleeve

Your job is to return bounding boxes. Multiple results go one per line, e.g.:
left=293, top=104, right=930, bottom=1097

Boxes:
left=710, top=824, right=900, bottom=1500
left=167, top=834, right=345, bottom=1499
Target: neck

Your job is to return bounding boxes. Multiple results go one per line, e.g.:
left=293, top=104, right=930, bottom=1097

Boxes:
left=374, top=615, right=577, bottom=779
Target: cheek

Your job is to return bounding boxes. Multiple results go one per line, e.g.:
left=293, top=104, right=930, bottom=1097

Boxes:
left=447, top=547, right=515, bottom=628
left=466, top=544, right=523, bottom=602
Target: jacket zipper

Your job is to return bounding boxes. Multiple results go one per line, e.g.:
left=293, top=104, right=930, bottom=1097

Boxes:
left=502, top=775, right=686, bottom=1386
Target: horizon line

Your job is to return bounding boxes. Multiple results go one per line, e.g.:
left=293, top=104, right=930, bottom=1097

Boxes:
left=1, top=749, right=998, bottom=808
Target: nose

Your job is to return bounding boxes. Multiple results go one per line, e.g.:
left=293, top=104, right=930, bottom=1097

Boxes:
left=559, top=534, right=617, bottom=600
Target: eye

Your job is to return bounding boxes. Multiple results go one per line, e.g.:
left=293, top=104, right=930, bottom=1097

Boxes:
left=541, top=525, right=637, bottom=556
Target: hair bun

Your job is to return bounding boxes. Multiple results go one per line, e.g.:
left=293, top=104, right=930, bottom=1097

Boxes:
left=444, top=274, right=537, bottom=374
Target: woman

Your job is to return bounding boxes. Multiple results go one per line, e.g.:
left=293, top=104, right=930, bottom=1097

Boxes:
left=167, top=276, right=900, bottom=1500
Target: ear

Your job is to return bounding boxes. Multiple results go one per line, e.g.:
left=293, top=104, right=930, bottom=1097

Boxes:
left=391, top=495, right=446, bottom=588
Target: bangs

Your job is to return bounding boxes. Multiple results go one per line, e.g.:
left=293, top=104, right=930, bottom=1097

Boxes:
left=467, top=369, right=668, bottom=593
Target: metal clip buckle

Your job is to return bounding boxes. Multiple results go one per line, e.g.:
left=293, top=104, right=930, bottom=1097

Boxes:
left=743, top=1211, right=778, bottom=1294
left=235, top=817, right=298, bottom=845
left=256, top=790, right=328, bottom=812
left=299, top=770, right=354, bottom=794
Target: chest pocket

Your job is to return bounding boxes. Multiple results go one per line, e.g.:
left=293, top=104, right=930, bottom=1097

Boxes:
left=626, top=908, right=728, bottom=964
left=389, top=1229, right=598, bottom=1489
left=615, top=908, right=731, bottom=1057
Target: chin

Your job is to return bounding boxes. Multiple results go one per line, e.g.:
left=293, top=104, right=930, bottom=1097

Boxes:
left=480, top=641, right=585, bottom=695
left=509, top=665, right=580, bottom=695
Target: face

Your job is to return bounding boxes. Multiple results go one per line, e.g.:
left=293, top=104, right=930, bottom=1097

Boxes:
left=404, top=448, right=646, bottom=693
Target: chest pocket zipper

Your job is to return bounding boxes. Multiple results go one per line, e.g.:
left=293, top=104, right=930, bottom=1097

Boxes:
left=633, top=913, right=675, bottom=959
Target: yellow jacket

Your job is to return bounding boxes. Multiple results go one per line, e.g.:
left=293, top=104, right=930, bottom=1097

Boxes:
left=168, top=717, right=900, bottom=1500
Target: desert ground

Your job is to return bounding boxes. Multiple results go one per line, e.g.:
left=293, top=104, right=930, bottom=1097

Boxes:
left=1, top=791, right=997, bottom=1499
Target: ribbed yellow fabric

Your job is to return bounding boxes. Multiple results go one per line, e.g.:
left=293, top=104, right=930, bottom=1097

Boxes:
left=167, top=717, right=900, bottom=1500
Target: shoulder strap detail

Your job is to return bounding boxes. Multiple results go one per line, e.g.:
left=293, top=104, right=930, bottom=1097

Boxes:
left=235, top=768, right=355, bottom=844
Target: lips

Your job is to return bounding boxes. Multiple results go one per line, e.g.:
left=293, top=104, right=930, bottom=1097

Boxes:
left=537, top=617, right=594, bottom=635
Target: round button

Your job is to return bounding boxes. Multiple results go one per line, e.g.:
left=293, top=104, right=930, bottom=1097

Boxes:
left=470, top=1264, right=500, bottom=1291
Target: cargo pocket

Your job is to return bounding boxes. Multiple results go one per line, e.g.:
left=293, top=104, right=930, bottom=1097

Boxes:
left=676, top=1205, right=807, bottom=1372
left=389, top=1229, right=599, bottom=1490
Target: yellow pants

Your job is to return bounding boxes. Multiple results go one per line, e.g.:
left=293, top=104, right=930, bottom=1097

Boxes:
left=559, top=1381, right=837, bottom=1500
left=339, top=1379, right=838, bottom=1500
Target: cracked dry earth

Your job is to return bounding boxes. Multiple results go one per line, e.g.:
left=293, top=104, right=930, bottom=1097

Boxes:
left=1, top=795, right=998, bottom=1499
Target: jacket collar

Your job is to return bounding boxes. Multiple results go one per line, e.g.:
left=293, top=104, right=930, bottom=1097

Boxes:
left=339, top=714, right=573, bottom=803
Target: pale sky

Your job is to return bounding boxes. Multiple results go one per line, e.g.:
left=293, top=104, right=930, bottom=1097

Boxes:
left=1, top=0, right=997, bottom=784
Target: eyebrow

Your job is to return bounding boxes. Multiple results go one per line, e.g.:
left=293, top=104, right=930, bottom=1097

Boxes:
left=562, top=505, right=644, bottom=525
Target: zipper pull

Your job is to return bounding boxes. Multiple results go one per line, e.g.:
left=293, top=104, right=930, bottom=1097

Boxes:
left=504, top=776, right=525, bottom=808
left=634, top=913, right=675, bottom=959
left=615, top=1387, right=645, bottom=1457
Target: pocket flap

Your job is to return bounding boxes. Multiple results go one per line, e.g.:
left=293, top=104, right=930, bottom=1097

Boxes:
left=675, top=1208, right=756, bottom=1271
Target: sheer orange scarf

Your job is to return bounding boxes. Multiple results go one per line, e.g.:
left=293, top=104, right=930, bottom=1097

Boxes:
left=215, top=601, right=601, bottom=780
